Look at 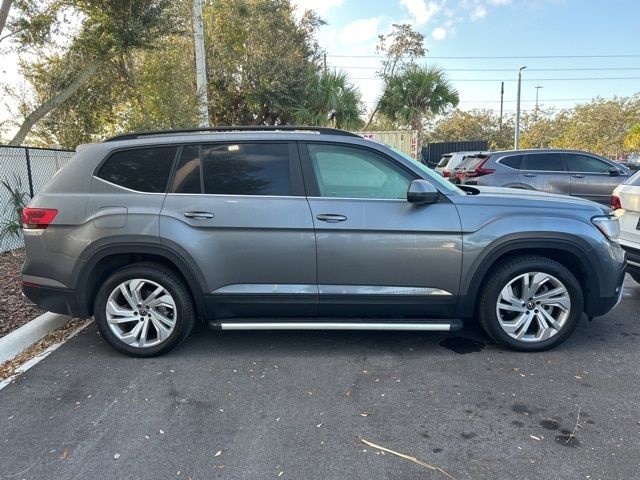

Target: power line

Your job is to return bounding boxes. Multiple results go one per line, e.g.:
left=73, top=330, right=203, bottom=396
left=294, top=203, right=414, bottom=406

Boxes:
left=328, top=65, right=640, bottom=72
left=327, top=53, right=640, bottom=59
left=349, top=76, right=640, bottom=82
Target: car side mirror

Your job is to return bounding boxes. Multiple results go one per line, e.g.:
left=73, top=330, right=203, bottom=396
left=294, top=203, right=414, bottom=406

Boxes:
left=407, top=179, right=439, bottom=204
left=609, top=167, right=620, bottom=176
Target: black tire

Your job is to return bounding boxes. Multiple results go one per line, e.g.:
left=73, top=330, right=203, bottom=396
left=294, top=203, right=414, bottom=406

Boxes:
left=630, top=272, right=640, bottom=285
left=478, top=255, right=583, bottom=352
left=94, top=262, right=196, bottom=357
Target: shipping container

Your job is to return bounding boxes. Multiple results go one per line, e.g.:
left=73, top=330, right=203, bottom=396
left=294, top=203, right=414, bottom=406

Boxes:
left=359, top=130, right=419, bottom=158
left=422, top=140, right=489, bottom=168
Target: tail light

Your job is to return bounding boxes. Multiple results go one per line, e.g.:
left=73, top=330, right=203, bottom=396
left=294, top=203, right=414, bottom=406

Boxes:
left=611, top=195, right=622, bottom=210
left=465, top=157, right=494, bottom=178
left=21, top=207, right=58, bottom=229
left=442, top=170, right=451, bottom=178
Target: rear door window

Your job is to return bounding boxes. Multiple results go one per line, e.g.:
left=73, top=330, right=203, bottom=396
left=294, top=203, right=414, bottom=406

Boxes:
left=97, top=146, right=177, bottom=193
left=522, top=153, right=564, bottom=172
left=201, top=143, right=292, bottom=196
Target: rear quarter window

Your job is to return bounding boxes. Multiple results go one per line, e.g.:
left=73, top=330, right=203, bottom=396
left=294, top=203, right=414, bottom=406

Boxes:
left=97, top=147, right=177, bottom=193
left=499, top=154, right=523, bottom=169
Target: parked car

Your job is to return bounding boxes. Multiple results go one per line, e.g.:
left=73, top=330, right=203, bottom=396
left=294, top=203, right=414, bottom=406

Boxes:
left=21, top=127, right=625, bottom=356
left=458, top=149, right=631, bottom=204
left=612, top=171, right=640, bottom=284
left=435, top=151, right=486, bottom=179
left=451, top=154, right=491, bottom=184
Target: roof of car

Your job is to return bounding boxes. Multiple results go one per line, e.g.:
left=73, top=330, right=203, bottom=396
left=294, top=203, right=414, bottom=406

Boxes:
left=102, top=126, right=362, bottom=142
left=490, top=148, right=600, bottom=155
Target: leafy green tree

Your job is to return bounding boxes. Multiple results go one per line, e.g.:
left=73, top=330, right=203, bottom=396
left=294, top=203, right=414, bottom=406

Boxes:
left=8, top=0, right=177, bottom=145
left=363, top=23, right=425, bottom=130
left=378, top=65, right=458, bottom=136
left=292, top=69, right=363, bottom=130
left=426, top=108, right=514, bottom=150
left=624, top=124, right=640, bottom=152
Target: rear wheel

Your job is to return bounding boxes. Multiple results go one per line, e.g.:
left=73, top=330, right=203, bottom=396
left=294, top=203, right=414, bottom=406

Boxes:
left=94, top=263, right=195, bottom=357
left=478, top=255, right=583, bottom=351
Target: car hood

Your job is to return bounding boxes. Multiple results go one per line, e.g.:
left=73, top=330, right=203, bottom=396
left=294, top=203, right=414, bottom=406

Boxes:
left=457, top=185, right=611, bottom=214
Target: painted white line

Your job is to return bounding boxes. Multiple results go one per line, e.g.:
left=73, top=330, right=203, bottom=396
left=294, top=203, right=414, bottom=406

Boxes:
left=0, top=320, right=92, bottom=391
left=0, top=312, right=71, bottom=364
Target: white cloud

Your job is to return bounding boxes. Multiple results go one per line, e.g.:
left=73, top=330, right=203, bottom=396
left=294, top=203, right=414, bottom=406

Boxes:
left=487, top=0, right=511, bottom=5
left=339, top=17, right=383, bottom=44
left=432, top=27, right=447, bottom=40
left=399, top=0, right=440, bottom=26
left=290, top=0, right=343, bottom=17
left=471, top=5, right=487, bottom=19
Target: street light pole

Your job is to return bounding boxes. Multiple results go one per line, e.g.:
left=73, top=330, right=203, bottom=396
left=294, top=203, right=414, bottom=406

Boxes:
left=514, top=66, right=527, bottom=150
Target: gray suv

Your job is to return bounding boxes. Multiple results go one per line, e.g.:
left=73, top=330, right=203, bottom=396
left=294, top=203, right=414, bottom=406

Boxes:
left=458, top=149, right=631, bottom=204
left=21, top=127, right=626, bottom=356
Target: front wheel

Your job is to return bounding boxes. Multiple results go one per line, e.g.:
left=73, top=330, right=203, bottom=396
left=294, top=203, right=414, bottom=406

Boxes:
left=94, top=263, right=195, bottom=357
left=478, top=255, right=583, bottom=352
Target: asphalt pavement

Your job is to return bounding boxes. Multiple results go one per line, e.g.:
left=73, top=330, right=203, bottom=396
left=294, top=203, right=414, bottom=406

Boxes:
left=1, top=277, right=639, bottom=480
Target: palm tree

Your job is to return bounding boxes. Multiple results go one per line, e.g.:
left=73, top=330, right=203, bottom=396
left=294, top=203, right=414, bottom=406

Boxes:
left=293, top=69, right=364, bottom=130
left=378, top=65, right=459, bottom=132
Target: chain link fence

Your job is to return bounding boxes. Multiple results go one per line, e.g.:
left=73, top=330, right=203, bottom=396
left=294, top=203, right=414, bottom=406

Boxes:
left=0, top=146, right=75, bottom=252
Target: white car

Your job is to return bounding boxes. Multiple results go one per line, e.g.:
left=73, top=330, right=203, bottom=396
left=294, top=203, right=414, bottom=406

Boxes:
left=612, top=171, right=640, bottom=284
left=435, top=151, right=486, bottom=179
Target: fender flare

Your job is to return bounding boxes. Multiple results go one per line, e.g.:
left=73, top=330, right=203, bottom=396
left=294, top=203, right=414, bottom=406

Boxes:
left=455, top=234, right=599, bottom=318
left=73, top=238, right=208, bottom=318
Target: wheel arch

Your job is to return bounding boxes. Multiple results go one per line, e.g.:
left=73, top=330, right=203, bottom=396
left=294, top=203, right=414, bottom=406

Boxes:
left=456, top=236, right=599, bottom=318
left=73, top=240, right=208, bottom=320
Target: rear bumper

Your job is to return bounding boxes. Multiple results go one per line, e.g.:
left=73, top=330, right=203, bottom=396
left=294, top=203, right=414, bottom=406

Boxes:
left=620, top=242, right=640, bottom=275
left=22, top=283, right=79, bottom=317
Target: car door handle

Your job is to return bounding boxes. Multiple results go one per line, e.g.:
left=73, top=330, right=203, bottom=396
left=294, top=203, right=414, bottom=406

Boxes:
left=523, top=174, right=536, bottom=178
left=316, top=214, right=347, bottom=223
left=571, top=174, right=585, bottom=178
left=184, top=211, right=214, bottom=219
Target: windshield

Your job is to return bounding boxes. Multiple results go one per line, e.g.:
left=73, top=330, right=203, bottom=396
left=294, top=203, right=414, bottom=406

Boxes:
left=390, top=147, right=463, bottom=195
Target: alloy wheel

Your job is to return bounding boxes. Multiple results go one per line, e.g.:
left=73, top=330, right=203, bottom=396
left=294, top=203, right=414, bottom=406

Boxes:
left=495, top=271, right=571, bottom=342
left=105, top=278, right=177, bottom=348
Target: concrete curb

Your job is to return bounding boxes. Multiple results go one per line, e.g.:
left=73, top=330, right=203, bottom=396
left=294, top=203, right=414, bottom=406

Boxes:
left=0, top=312, right=71, bottom=364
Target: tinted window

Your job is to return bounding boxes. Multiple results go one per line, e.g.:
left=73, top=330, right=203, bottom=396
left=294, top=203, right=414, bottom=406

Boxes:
left=307, top=144, right=414, bottom=199
left=201, top=143, right=291, bottom=196
left=97, top=147, right=177, bottom=192
left=522, top=153, right=564, bottom=172
left=565, top=153, right=611, bottom=173
left=500, top=154, right=523, bottom=169
left=172, top=145, right=201, bottom=193
left=459, top=157, right=484, bottom=171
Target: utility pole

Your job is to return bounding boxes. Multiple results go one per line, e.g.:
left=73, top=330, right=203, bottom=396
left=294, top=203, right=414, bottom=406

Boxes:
left=193, top=0, right=209, bottom=127
left=514, top=66, right=527, bottom=150
left=534, top=85, right=543, bottom=119
left=499, top=81, right=504, bottom=131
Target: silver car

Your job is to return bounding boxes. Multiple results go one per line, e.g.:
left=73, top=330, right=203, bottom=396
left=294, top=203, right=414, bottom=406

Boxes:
left=21, top=127, right=626, bottom=356
left=458, top=149, right=631, bottom=204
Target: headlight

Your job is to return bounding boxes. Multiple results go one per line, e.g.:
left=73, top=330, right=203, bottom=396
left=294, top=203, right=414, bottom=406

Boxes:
left=591, top=215, right=620, bottom=240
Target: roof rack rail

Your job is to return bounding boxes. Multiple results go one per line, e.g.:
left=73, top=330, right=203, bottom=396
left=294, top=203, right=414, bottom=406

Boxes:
left=103, top=126, right=362, bottom=142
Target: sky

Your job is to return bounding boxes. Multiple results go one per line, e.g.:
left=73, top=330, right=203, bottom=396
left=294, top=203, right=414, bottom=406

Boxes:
left=291, top=0, right=640, bottom=115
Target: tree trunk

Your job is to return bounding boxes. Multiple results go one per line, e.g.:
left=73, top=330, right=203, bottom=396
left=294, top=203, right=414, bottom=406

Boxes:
left=0, top=0, right=13, bottom=38
left=9, top=58, right=103, bottom=146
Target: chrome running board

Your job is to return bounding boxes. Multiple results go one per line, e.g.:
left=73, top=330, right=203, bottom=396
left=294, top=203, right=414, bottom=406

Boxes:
left=216, top=320, right=462, bottom=331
